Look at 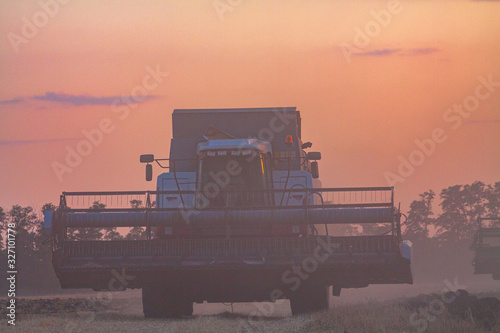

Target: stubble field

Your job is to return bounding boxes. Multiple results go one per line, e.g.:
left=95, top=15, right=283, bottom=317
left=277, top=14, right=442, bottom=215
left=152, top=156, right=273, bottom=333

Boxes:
left=2, top=289, right=498, bottom=333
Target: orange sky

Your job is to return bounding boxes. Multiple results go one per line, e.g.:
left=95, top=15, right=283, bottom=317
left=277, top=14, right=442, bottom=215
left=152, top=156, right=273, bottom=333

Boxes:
left=0, top=0, right=499, bottom=212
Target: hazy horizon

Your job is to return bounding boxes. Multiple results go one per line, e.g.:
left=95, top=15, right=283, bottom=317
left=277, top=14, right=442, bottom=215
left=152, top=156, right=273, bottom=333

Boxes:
left=0, top=0, right=499, bottom=212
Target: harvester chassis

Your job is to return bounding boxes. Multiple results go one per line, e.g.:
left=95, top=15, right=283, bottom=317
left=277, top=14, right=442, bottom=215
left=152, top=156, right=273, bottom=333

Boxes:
left=48, top=187, right=412, bottom=316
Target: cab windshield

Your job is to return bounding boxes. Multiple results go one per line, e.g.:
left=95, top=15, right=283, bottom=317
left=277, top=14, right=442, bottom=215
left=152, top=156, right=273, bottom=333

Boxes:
left=199, top=152, right=268, bottom=207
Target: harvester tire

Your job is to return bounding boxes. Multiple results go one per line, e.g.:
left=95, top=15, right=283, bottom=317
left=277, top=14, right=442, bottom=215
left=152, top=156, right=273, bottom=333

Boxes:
left=289, top=284, right=329, bottom=315
left=183, top=299, right=194, bottom=316
left=163, top=294, right=184, bottom=318
left=142, top=284, right=166, bottom=318
left=143, top=283, right=190, bottom=318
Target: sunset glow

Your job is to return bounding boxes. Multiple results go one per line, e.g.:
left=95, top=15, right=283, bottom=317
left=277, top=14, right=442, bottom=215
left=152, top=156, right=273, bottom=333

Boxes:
left=0, top=0, right=498, bottom=210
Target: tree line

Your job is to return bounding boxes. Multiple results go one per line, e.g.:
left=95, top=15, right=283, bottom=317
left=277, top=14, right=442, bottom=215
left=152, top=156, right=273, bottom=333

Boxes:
left=0, top=181, right=499, bottom=294
left=402, top=181, right=500, bottom=281
left=0, top=200, right=148, bottom=295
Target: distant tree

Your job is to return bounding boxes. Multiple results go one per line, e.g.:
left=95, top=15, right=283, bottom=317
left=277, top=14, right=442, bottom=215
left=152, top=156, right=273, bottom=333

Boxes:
left=404, top=190, right=435, bottom=241
left=90, top=201, right=106, bottom=210
left=42, top=203, right=56, bottom=213
left=0, top=204, right=61, bottom=294
left=434, top=181, right=488, bottom=243
left=104, top=228, right=124, bottom=240
left=7, top=205, right=40, bottom=261
left=361, top=223, right=389, bottom=235
left=333, top=224, right=361, bottom=236
left=485, top=182, right=500, bottom=220
left=130, top=199, right=143, bottom=208
left=90, top=201, right=124, bottom=240
left=402, top=183, right=500, bottom=282
left=125, top=200, right=147, bottom=240
left=71, top=201, right=105, bottom=240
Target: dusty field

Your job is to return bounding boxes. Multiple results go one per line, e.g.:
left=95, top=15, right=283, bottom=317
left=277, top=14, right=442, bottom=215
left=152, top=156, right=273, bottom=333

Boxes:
left=2, top=290, right=499, bottom=333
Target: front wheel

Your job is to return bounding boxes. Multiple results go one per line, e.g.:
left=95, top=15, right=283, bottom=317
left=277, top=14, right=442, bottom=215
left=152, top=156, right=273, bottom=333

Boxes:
left=142, top=284, right=167, bottom=318
left=289, top=284, right=329, bottom=315
left=142, top=283, right=192, bottom=318
left=183, top=300, right=194, bottom=316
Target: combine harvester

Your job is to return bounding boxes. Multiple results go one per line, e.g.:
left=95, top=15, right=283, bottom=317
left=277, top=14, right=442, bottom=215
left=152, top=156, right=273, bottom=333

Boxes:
left=472, top=217, right=500, bottom=280
left=45, top=107, right=413, bottom=317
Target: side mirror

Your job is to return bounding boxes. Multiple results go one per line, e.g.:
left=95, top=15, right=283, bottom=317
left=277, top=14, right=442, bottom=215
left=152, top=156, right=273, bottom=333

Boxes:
left=307, top=152, right=321, bottom=161
left=140, top=154, right=155, bottom=163
left=302, top=142, right=312, bottom=149
left=146, top=164, right=153, bottom=181
left=311, top=161, right=319, bottom=179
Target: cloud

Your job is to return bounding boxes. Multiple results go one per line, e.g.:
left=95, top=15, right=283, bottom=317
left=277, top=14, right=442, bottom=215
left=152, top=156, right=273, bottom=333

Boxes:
left=33, top=92, right=158, bottom=106
left=33, top=92, right=121, bottom=106
left=352, top=47, right=440, bottom=58
left=0, top=92, right=159, bottom=107
left=0, top=138, right=80, bottom=146
left=406, top=48, right=440, bottom=56
left=0, top=97, right=25, bottom=105
left=355, top=48, right=401, bottom=57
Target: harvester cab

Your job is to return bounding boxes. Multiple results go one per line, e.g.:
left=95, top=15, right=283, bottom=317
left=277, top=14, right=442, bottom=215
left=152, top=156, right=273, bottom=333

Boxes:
left=142, top=134, right=321, bottom=238
left=45, top=107, right=413, bottom=318
left=471, top=217, right=500, bottom=279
